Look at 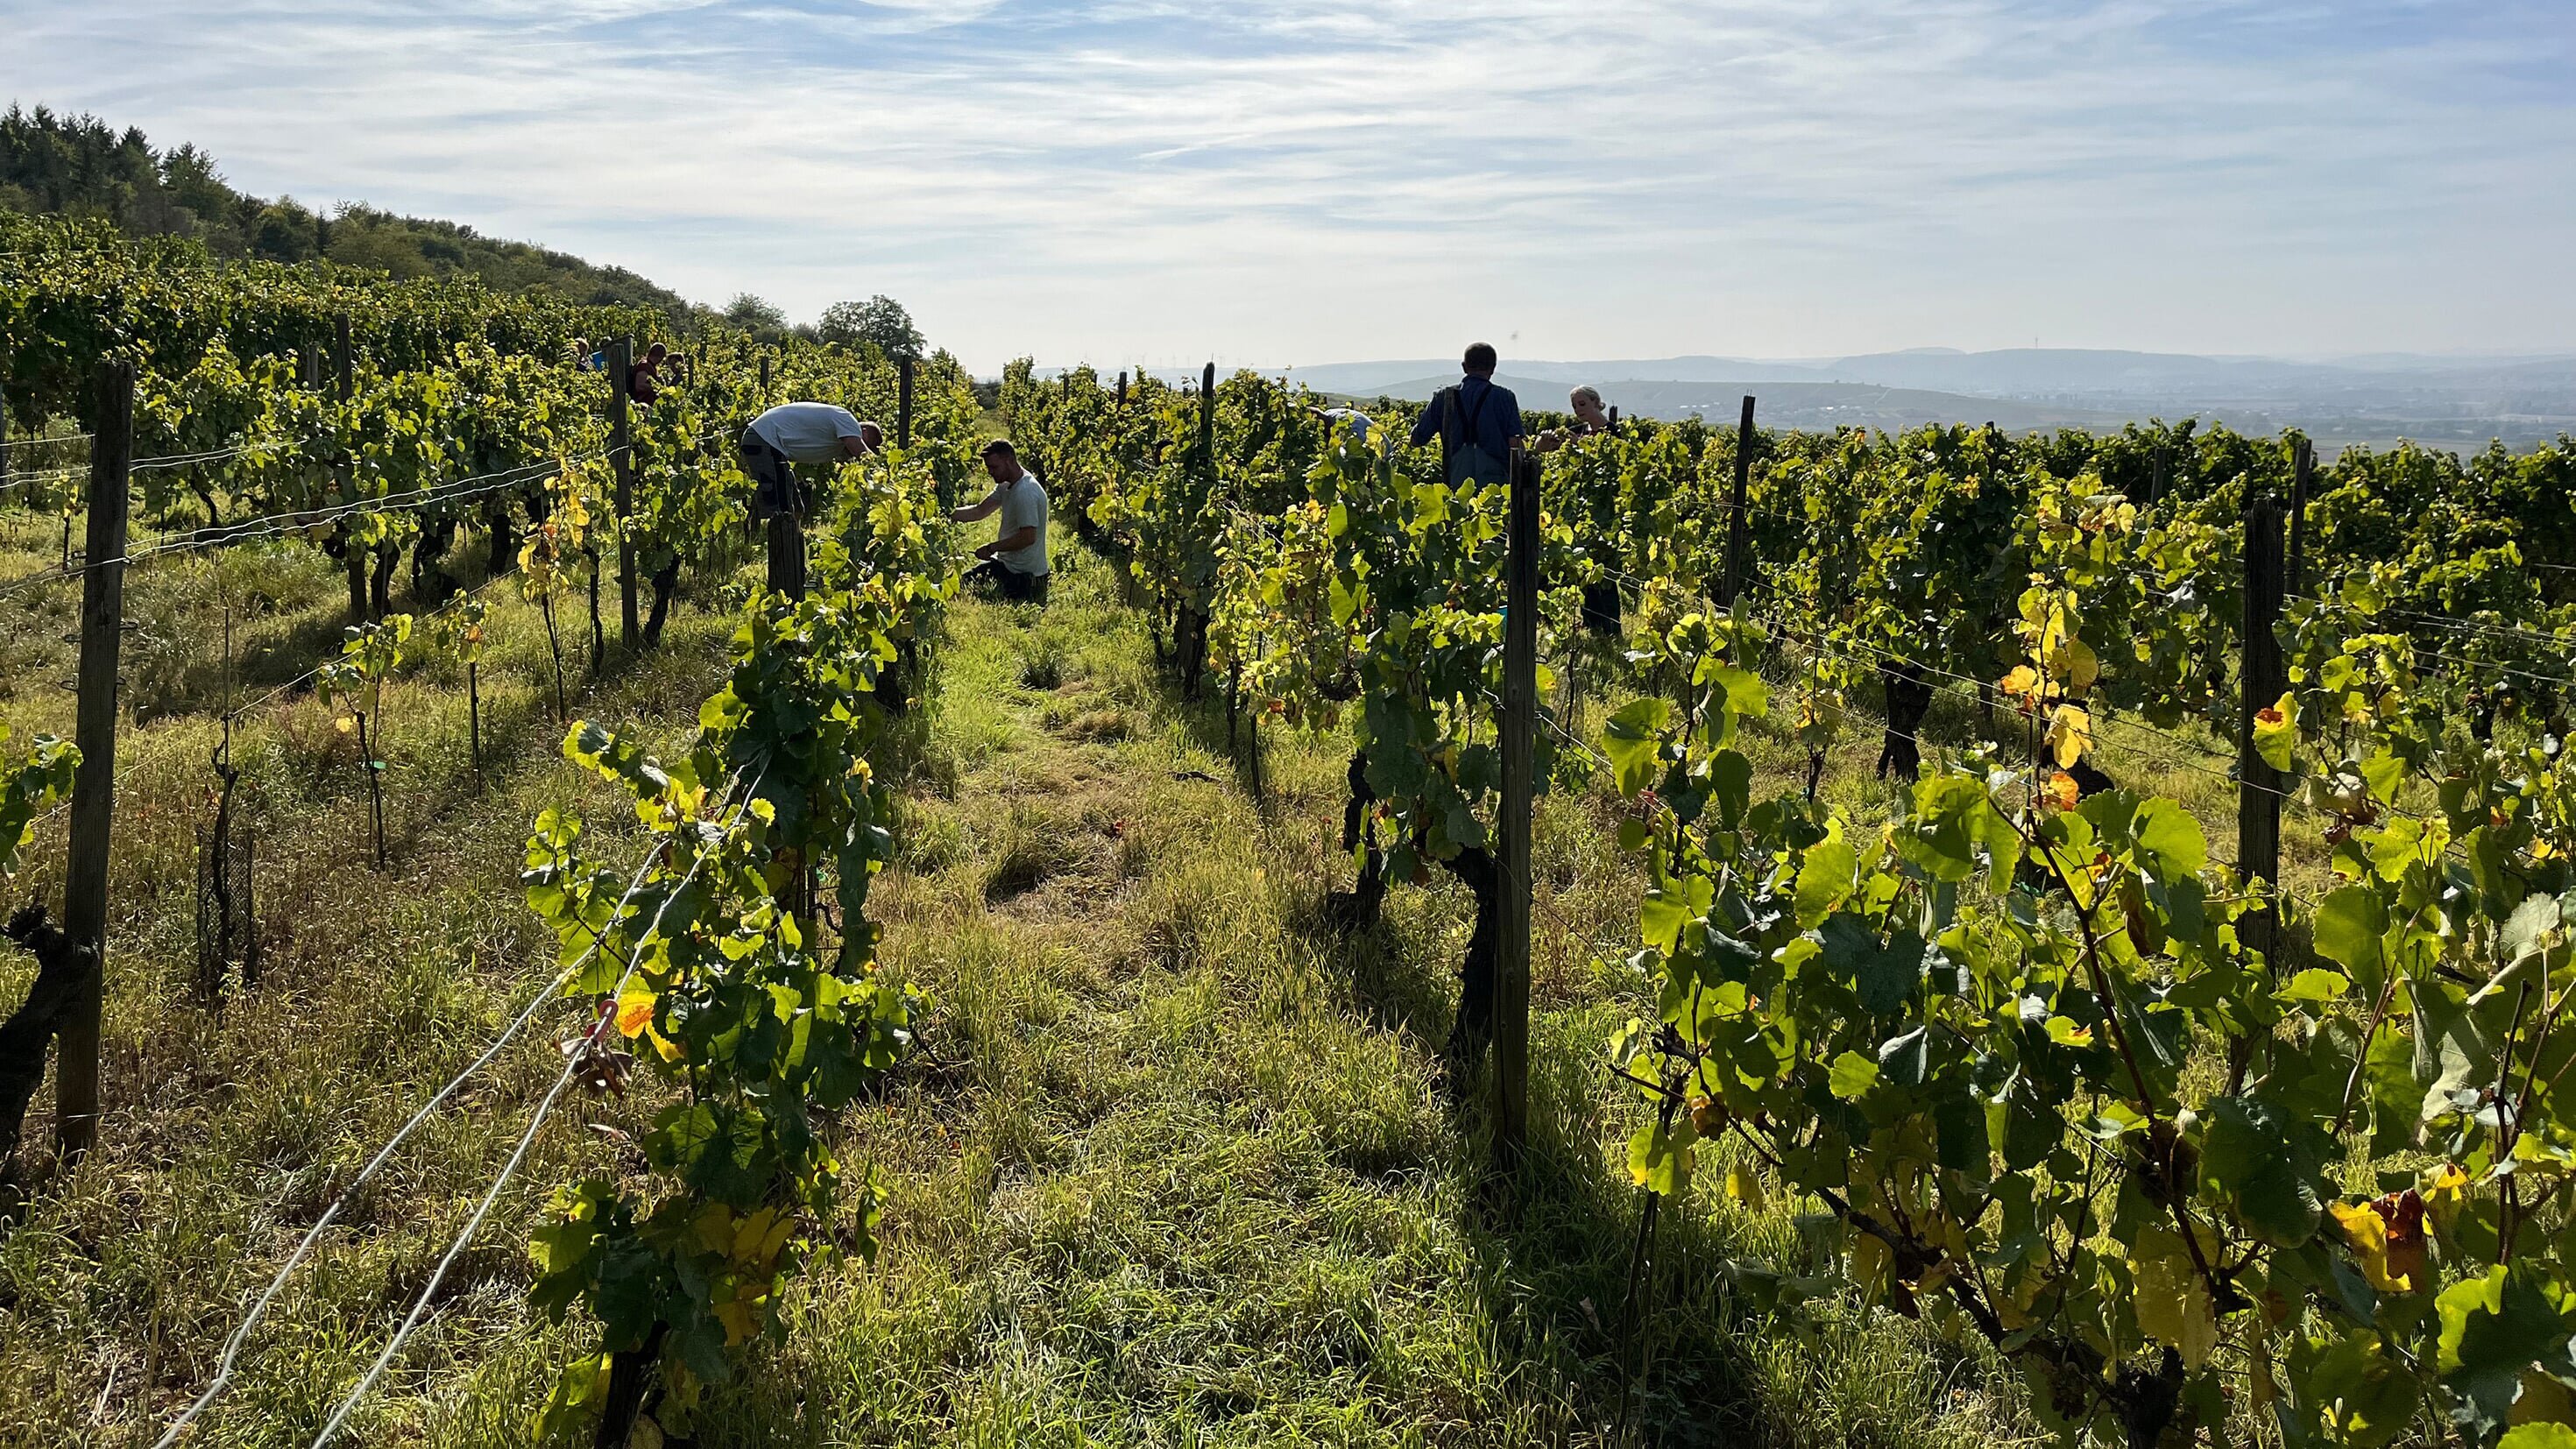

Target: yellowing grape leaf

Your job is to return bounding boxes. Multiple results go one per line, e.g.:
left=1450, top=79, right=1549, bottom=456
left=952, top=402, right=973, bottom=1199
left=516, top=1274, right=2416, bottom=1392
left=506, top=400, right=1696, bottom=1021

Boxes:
left=2254, top=692, right=2299, bottom=772
left=1724, top=1165, right=1766, bottom=1212
left=2332, top=1200, right=2412, bottom=1292
left=2042, top=770, right=2080, bottom=812
left=614, top=987, right=657, bottom=1038
left=2047, top=704, right=2092, bottom=767
left=2133, top=1224, right=2219, bottom=1368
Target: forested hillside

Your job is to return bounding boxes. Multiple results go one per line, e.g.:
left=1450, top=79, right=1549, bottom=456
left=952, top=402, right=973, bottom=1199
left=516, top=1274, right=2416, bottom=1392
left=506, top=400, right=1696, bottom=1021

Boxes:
left=0, top=105, right=691, bottom=317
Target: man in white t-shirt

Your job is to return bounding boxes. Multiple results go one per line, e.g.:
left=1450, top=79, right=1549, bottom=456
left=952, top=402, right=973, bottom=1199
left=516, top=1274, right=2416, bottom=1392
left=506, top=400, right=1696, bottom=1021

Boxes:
left=740, top=402, right=883, bottom=517
left=1310, top=404, right=1391, bottom=456
left=951, top=440, right=1049, bottom=602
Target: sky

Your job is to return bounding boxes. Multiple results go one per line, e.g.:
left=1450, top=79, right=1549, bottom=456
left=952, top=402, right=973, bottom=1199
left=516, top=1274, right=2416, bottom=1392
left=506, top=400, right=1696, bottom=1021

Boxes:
left=5, top=0, right=2572, bottom=373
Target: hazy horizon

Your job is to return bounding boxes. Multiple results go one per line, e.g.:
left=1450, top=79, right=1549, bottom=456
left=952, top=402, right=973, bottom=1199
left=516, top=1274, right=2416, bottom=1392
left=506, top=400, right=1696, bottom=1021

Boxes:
left=6, top=1, right=2572, bottom=373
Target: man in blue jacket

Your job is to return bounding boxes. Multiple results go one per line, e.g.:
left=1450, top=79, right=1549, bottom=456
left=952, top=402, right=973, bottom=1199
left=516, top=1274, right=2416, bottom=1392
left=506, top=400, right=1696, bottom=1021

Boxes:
left=1408, top=342, right=1525, bottom=486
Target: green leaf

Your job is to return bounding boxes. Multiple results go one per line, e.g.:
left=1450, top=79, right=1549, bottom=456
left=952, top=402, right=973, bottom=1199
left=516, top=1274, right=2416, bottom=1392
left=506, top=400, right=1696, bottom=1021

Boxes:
left=2502, top=892, right=2564, bottom=971
left=2292, top=1328, right=2420, bottom=1448
left=1329, top=572, right=1363, bottom=628
left=1878, top=1025, right=1929, bottom=1088
left=2361, top=1022, right=2422, bottom=1157
left=1794, top=823, right=1858, bottom=929
left=2312, top=886, right=2389, bottom=977
left=2281, top=967, right=2352, bottom=1004
left=2437, top=1265, right=2576, bottom=1443
left=2201, top=1097, right=2324, bottom=1246
left=1601, top=698, right=1673, bottom=799
left=1817, top=913, right=1921, bottom=1015
left=1709, top=749, right=1752, bottom=831
left=2415, top=978, right=2502, bottom=1126
left=1827, top=1050, right=1879, bottom=1101
left=2359, top=747, right=2407, bottom=805
left=2131, top=797, right=2208, bottom=879
left=1626, top=1114, right=1698, bottom=1195
left=1702, top=665, right=1770, bottom=740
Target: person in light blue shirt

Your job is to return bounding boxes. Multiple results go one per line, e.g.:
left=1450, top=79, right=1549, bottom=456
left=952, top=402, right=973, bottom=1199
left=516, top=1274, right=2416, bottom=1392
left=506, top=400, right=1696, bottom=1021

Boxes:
left=1407, top=342, right=1525, bottom=486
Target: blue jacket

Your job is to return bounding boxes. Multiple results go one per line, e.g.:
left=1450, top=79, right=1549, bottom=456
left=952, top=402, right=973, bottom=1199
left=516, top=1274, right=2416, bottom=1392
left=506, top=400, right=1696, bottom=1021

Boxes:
left=1408, top=375, right=1525, bottom=464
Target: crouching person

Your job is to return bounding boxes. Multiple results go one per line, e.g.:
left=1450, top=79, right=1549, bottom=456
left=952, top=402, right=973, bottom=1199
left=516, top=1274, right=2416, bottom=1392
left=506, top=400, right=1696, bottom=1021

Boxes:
left=953, top=440, right=1050, bottom=603
left=739, top=402, right=881, bottom=594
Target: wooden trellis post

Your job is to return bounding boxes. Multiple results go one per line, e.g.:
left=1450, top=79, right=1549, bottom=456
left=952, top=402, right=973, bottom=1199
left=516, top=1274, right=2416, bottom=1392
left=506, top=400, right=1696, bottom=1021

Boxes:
left=610, top=338, right=638, bottom=650
left=1496, top=446, right=1539, bottom=1177
left=60, top=360, right=133, bottom=1165
left=1720, top=395, right=1756, bottom=604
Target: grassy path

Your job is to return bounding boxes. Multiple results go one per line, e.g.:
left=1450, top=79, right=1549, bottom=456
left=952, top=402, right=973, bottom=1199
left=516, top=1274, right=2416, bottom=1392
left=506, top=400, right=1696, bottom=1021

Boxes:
left=687, top=548, right=2024, bottom=1446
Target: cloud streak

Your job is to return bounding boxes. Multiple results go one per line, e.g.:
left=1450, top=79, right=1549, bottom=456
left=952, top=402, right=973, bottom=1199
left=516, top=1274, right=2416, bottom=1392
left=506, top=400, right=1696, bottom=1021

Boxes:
left=3, top=0, right=2569, bottom=369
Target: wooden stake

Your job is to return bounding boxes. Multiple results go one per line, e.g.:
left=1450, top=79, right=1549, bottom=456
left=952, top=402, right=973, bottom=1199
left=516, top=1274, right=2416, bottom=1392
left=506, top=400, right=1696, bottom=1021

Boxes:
left=2285, top=436, right=2315, bottom=598
left=2239, top=497, right=2287, bottom=968
left=1496, top=446, right=1539, bottom=1179
left=897, top=356, right=915, bottom=449
left=336, top=315, right=365, bottom=622
left=1720, top=395, right=1756, bottom=604
left=60, top=360, right=132, bottom=1166
left=609, top=338, right=638, bottom=650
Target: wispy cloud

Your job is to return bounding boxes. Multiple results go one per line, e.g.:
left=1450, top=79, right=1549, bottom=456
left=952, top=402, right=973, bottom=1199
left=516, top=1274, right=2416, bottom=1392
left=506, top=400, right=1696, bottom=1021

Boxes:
left=4, top=0, right=2569, bottom=368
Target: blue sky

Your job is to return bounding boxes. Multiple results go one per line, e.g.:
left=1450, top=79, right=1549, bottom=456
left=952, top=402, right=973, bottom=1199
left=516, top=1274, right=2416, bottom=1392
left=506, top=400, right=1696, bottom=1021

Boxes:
left=4, top=0, right=2571, bottom=371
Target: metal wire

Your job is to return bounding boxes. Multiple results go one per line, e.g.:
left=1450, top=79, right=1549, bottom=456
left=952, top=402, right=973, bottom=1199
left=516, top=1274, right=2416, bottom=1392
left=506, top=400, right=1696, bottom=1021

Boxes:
left=154, top=761, right=763, bottom=1449
left=303, top=760, right=768, bottom=1449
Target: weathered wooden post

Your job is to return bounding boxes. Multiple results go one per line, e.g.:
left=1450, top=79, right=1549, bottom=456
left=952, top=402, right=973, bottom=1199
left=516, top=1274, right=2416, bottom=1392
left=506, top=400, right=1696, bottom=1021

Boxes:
left=897, top=356, right=916, bottom=449
left=60, top=361, right=133, bottom=1166
left=2285, top=436, right=2315, bottom=597
left=1496, top=446, right=1539, bottom=1177
left=609, top=338, right=638, bottom=650
left=336, top=315, right=367, bottom=621
left=2239, top=497, right=2287, bottom=965
left=1720, top=395, right=1755, bottom=604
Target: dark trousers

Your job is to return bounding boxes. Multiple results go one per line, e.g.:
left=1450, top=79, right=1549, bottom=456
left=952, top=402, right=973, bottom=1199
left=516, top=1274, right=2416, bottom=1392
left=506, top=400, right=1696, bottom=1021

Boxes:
left=962, top=560, right=1047, bottom=603
left=740, top=432, right=806, bottom=519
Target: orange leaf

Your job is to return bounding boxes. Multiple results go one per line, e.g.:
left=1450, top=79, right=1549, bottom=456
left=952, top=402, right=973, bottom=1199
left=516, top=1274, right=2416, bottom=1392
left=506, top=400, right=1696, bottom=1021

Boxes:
left=2042, top=771, right=2081, bottom=812
left=614, top=992, right=656, bottom=1038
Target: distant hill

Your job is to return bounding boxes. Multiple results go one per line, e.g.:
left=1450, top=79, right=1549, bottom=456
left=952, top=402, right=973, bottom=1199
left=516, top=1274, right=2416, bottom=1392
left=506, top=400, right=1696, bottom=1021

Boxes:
left=1342, top=374, right=2149, bottom=435
left=1292, top=348, right=2576, bottom=450
left=0, top=103, right=693, bottom=317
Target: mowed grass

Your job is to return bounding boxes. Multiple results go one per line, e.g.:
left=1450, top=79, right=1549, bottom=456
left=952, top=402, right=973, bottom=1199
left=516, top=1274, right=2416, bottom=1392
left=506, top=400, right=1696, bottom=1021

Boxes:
left=0, top=528, right=2054, bottom=1445
left=670, top=550, right=2035, bottom=1446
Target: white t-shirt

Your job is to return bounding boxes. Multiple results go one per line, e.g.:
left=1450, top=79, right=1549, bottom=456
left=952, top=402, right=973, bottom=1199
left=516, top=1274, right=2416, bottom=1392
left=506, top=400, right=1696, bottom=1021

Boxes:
left=1321, top=406, right=1391, bottom=455
left=985, top=473, right=1050, bottom=576
left=750, top=403, right=867, bottom=463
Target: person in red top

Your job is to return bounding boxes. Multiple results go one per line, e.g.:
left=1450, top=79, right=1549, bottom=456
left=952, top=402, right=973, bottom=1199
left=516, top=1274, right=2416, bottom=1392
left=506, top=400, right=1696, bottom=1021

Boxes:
left=627, top=343, right=667, bottom=405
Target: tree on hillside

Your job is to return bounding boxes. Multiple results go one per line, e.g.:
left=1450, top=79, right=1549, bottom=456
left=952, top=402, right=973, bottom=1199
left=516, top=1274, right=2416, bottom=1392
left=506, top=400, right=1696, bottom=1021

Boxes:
left=816, top=295, right=924, bottom=359
left=250, top=199, right=322, bottom=262
left=0, top=105, right=698, bottom=319
left=724, top=292, right=790, bottom=343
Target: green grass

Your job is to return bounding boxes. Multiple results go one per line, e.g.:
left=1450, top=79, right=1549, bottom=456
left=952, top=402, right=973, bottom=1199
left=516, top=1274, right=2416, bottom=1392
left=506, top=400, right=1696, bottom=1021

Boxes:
left=0, top=533, right=2053, bottom=1446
